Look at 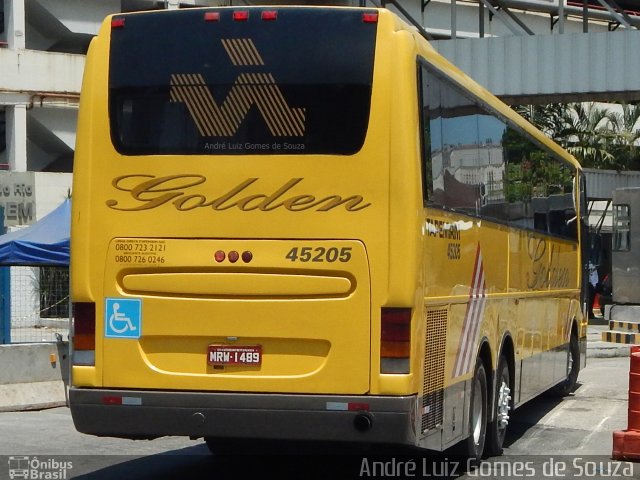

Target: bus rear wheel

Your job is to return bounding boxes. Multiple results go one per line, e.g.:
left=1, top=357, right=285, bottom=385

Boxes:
left=464, top=357, right=488, bottom=464
left=486, top=355, right=511, bottom=456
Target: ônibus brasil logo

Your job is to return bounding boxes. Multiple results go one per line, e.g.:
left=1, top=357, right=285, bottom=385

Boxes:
left=7, top=456, right=72, bottom=480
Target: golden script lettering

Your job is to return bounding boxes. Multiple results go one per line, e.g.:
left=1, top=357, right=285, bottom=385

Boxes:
left=526, top=237, right=570, bottom=289
left=106, top=175, right=372, bottom=213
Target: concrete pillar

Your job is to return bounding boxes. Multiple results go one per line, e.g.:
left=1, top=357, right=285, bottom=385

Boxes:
left=4, top=0, right=25, bottom=50
left=6, top=105, right=27, bottom=172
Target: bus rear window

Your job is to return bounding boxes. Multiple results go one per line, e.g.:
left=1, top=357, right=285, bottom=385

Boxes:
left=108, top=8, right=377, bottom=156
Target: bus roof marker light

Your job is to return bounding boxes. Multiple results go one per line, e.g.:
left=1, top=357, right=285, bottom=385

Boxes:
left=362, top=13, right=378, bottom=23
left=241, top=251, right=253, bottom=263
left=204, top=12, right=220, bottom=22
left=261, top=11, right=278, bottom=21
left=111, top=18, right=126, bottom=29
left=214, top=250, right=226, bottom=263
left=228, top=251, right=240, bottom=263
left=233, top=11, right=249, bottom=21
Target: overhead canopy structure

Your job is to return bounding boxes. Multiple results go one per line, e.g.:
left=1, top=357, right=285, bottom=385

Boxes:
left=0, top=199, right=70, bottom=266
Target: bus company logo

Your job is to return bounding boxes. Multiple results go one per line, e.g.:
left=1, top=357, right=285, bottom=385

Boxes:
left=169, top=38, right=305, bottom=138
left=106, top=174, right=371, bottom=213
left=526, top=237, right=570, bottom=290
left=7, top=456, right=73, bottom=479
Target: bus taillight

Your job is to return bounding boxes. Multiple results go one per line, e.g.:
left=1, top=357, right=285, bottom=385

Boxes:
left=73, top=302, right=96, bottom=366
left=380, top=307, right=411, bottom=374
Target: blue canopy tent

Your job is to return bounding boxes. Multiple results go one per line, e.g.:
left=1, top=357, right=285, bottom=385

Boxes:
left=0, top=198, right=70, bottom=266
left=0, top=199, right=70, bottom=343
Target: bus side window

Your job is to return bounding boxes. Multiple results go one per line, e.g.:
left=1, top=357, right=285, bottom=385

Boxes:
left=419, top=62, right=577, bottom=242
left=419, top=64, right=439, bottom=207
left=420, top=63, right=482, bottom=215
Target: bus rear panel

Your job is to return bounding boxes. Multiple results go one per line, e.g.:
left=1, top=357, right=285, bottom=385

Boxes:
left=70, top=7, right=421, bottom=445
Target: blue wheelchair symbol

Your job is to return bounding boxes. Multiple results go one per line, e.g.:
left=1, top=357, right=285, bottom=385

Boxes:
left=105, top=298, right=141, bottom=338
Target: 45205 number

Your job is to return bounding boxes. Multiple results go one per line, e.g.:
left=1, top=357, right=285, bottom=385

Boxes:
left=285, top=246, right=352, bottom=263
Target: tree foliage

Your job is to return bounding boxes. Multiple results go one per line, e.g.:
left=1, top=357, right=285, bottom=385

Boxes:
left=514, top=102, right=640, bottom=171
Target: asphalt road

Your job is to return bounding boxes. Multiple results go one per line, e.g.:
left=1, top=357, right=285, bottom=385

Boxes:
left=0, top=356, right=636, bottom=480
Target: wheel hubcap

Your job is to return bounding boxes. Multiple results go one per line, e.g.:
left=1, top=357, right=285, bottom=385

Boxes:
left=497, top=381, right=511, bottom=429
left=472, top=377, right=483, bottom=444
left=567, top=352, right=574, bottom=377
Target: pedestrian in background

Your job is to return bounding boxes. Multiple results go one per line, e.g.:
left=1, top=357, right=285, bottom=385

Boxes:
left=588, top=261, right=599, bottom=318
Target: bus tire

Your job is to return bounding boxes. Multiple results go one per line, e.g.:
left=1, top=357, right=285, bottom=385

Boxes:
left=485, top=355, right=511, bottom=456
left=551, top=330, right=580, bottom=397
left=464, top=357, right=488, bottom=464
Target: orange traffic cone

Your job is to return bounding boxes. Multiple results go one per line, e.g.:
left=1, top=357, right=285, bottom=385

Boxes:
left=613, top=346, right=640, bottom=461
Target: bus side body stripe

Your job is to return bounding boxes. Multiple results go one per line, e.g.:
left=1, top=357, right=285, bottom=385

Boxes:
left=453, top=244, right=487, bottom=378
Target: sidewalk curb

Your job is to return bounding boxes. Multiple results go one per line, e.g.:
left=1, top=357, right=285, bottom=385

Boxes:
left=588, top=323, right=631, bottom=358
left=588, top=344, right=631, bottom=358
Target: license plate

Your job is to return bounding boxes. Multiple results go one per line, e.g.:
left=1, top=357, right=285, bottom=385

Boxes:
left=207, top=344, right=262, bottom=366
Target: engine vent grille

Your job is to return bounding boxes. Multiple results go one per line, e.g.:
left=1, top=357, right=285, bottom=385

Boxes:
left=421, top=306, right=448, bottom=433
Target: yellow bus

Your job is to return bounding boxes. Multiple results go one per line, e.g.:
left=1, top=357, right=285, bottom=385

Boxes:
left=70, top=6, right=587, bottom=459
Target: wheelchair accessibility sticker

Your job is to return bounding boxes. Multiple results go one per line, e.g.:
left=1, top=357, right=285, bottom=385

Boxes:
left=105, top=298, right=142, bottom=339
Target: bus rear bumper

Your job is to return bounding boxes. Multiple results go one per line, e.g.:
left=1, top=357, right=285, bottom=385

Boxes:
left=69, top=388, right=418, bottom=445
